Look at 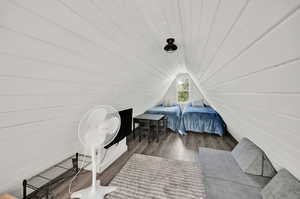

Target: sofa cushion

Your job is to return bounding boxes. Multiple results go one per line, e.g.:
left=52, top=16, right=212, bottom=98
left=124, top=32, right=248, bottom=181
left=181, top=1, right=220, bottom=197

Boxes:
left=205, top=177, right=262, bottom=199
left=232, top=138, right=263, bottom=175
left=262, top=154, right=277, bottom=177
left=247, top=174, right=272, bottom=188
left=232, top=138, right=276, bottom=177
left=199, top=147, right=262, bottom=188
left=261, top=169, right=300, bottom=199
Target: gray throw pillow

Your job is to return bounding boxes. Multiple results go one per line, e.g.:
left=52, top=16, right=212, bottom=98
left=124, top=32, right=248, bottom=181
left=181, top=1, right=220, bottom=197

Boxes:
left=232, top=138, right=276, bottom=177
left=261, top=169, right=300, bottom=199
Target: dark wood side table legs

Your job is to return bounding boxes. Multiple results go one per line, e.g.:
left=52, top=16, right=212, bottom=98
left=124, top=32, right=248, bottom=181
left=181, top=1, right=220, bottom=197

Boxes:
left=133, top=114, right=167, bottom=143
left=148, top=126, right=151, bottom=143
left=156, top=121, right=159, bottom=142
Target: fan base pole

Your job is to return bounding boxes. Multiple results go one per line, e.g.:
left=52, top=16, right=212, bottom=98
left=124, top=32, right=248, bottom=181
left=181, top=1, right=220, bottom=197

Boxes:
left=71, top=182, right=117, bottom=199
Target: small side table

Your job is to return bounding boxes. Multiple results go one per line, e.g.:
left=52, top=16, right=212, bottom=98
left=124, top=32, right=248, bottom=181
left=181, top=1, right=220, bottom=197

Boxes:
left=133, top=114, right=167, bottom=143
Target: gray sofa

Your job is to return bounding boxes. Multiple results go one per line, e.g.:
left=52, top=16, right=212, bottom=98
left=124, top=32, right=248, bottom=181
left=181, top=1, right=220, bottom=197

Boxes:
left=199, top=138, right=300, bottom=199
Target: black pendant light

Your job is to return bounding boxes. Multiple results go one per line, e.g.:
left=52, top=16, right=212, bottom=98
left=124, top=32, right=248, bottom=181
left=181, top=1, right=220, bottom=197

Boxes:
left=164, top=38, right=178, bottom=53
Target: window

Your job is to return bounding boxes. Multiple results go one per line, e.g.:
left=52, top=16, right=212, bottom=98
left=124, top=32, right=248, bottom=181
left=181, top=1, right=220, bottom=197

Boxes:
left=177, top=78, right=189, bottom=103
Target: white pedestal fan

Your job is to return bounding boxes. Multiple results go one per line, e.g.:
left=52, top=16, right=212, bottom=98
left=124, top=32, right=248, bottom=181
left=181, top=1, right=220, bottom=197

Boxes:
left=71, top=105, right=120, bottom=199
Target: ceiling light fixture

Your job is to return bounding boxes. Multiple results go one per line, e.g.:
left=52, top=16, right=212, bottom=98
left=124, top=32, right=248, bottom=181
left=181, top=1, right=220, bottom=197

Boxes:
left=164, top=38, right=178, bottom=53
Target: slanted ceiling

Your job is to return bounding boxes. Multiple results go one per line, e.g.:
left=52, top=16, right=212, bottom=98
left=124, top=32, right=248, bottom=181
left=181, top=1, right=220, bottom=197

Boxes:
left=0, top=0, right=299, bottom=195
left=184, top=0, right=300, bottom=181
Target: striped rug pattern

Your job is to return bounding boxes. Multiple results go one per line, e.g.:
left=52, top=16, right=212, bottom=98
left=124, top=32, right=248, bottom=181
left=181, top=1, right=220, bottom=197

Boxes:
left=106, top=154, right=206, bottom=199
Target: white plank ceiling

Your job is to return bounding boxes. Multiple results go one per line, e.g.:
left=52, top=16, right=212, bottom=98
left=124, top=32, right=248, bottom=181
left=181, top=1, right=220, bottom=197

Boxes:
left=1, top=0, right=300, bottom=195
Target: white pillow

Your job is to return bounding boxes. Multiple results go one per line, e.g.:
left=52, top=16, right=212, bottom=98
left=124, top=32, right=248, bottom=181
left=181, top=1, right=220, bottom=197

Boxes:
left=163, top=99, right=173, bottom=107
left=192, top=100, right=204, bottom=107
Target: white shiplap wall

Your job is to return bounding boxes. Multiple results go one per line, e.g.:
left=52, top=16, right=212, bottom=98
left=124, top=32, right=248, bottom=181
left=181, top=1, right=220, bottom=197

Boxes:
left=0, top=0, right=184, bottom=195
left=181, top=0, right=300, bottom=180
left=1, top=0, right=300, bottom=195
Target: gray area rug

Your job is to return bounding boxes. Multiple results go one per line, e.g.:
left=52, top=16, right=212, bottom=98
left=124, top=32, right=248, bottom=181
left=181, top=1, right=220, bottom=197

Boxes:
left=106, top=154, right=206, bottom=199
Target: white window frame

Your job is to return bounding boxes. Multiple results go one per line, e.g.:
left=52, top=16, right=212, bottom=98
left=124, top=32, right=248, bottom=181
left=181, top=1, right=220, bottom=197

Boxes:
left=176, top=78, right=190, bottom=103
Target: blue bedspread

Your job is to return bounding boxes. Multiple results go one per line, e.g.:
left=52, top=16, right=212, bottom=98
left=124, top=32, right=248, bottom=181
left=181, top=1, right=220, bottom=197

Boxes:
left=179, top=104, right=226, bottom=136
left=145, top=105, right=181, bottom=132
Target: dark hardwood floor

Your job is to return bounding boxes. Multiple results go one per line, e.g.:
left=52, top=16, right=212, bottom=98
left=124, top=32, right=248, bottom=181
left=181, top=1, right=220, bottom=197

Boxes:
left=54, top=130, right=237, bottom=198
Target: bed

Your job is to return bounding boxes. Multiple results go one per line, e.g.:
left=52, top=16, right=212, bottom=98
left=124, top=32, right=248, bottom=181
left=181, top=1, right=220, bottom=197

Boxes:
left=145, top=104, right=181, bottom=133
left=179, top=103, right=226, bottom=136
